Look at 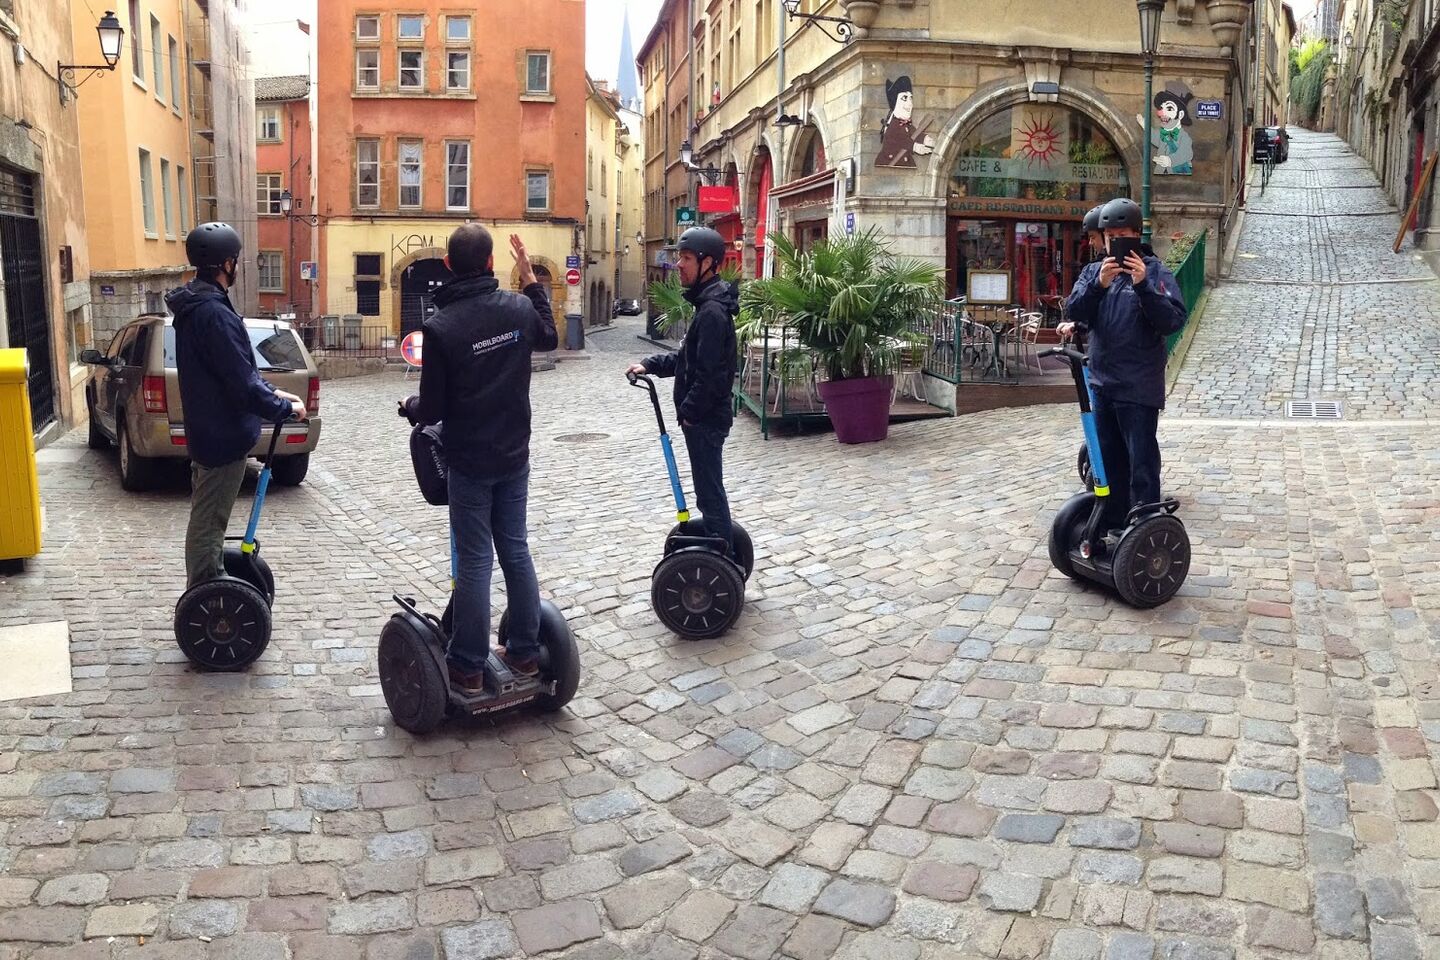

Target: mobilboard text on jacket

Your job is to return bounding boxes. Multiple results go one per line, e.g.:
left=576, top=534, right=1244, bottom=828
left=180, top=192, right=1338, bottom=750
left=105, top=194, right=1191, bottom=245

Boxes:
left=406, top=274, right=558, bottom=480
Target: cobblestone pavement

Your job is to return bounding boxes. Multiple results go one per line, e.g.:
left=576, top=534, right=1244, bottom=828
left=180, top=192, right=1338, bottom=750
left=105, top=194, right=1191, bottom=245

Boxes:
left=1171, top=129, right=1440, bottom=420
left=5, top=127, right=1440, bottom=960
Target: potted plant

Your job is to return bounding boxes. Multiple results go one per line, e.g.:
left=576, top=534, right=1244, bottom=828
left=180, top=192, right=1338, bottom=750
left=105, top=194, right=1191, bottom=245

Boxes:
left=742, top=229, right=943, bottom=444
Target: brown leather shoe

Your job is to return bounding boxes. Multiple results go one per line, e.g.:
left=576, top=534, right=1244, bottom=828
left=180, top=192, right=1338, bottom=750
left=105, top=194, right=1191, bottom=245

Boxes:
left=447, top=663, right=486, bottom=695
left=496, top=647, right=540, bottom=677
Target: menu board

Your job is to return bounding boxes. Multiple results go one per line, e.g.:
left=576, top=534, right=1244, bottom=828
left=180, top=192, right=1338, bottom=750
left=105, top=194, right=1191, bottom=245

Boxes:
left=967, top=270, right=1012, bottom=305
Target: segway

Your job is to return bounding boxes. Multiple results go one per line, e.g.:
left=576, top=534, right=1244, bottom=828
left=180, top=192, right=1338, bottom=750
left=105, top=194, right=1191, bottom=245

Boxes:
left=173, top=417, right=289, bottom=670
left=628, top=372, right=753, bottom=640
left=377, top=403, right=581, bottom=735
left=1042, top=345, right=1190, bottom=608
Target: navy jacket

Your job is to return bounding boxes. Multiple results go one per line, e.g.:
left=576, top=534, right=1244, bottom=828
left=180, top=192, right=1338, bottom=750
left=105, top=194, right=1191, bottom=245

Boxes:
left=408, top=274, right=557, bottom=480
left=167, top=280, right=292, bottom=467
left=642, top=276, right=738, bottom=428
left=1064, top=249, right=1188, bottom=409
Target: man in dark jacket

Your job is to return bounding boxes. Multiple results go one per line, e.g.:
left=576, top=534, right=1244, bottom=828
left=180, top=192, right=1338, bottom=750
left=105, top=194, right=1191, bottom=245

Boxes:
left=1059, top=197, right=1187, bottom=530
left=627, top=227, right=738, bottom=554
left=169, top=222, right=306, bottom=589
left=402, top=226, right=557, bottom=693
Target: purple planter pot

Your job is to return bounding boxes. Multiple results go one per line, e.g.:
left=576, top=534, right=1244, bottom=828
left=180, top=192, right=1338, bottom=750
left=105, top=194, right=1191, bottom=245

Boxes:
left=817, top=375, right=893, bottom=444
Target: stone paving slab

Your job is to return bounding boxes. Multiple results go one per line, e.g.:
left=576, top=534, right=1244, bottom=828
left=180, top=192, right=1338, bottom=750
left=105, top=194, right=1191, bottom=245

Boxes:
left=3, top=128, right=1440, bottom=960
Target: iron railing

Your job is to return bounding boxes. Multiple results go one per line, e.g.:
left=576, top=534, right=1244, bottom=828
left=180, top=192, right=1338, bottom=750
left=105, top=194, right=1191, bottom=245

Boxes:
left=1165, top=229, right=1208, bottom=356
left=921, top=300, right=1025, bottom=385
left=300, top=319, right=398, bottom=359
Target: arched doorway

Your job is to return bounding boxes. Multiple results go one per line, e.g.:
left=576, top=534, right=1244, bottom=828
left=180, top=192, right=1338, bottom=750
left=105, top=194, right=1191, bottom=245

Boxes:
left=713, top=161, right=744, bottom=273
left=944, top=102, right=1131, bottom=316
left=790, top=125, right=831, bottom=255
left=399, top=257, right=453, bottom=337
left=748, top=147, right=773, bottom=278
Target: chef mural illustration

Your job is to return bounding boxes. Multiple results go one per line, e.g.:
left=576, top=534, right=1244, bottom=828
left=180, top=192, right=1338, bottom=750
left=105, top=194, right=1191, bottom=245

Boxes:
left=877, top=76, right=935, bottom=168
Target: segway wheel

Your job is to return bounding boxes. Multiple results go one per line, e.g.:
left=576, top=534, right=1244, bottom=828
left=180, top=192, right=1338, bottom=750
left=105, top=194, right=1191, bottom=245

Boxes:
left=378, top=614, right=449, bottom=734
left=1048, top=492, right=1097, bottom=581
left=534, top=601, right=581, bottom=712
left=223, top=547, right=275, bottom=605
left=1077, top=443, right=1094, bottom=491
left=174, top=578, right=272, bottom=671
left=652, top=550, right=745, bottom=640
left=1112, top=514, right=1191, bottom=609
left=667, top=520, right=754, bottom=581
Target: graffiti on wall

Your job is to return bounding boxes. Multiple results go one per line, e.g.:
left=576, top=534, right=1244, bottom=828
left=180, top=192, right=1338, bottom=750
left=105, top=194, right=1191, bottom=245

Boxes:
left=1139, top=80, right=1195, bottom=175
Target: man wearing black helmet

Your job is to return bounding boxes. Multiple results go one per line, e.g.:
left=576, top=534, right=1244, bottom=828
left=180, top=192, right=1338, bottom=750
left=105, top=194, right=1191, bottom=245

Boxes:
left=627, top=227, right=739, bottom=556
left=1082, top=204, right=1105, bottom=263
left=167, top=222, right=306, bottom=588
left=1059, top=197, right=1187, bottom=531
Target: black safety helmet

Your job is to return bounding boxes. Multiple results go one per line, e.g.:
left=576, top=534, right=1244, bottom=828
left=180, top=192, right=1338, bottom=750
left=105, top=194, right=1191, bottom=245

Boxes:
left=1098, top=197, right=1143, bottom=233
left=1082, top=205, right=1104, bottom=234
left=678, top=227, right=727, bottom=278
left=186, top=222, right=243, bottom=270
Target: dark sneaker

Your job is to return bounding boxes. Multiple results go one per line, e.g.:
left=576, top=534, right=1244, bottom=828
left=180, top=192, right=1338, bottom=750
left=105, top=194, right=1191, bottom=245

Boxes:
left=497, top=647, right=540, bottom=677
left=448, top=663, right=487, bottom=695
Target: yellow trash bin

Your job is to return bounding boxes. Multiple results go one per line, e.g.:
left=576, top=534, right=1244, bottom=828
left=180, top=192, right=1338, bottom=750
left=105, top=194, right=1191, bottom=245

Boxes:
left=0, top=348, right=42, bottom=566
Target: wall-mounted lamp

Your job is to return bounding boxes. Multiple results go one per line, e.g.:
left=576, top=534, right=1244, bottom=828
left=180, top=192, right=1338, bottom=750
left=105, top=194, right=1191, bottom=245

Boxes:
left=58, top=11, right=124, bottom=105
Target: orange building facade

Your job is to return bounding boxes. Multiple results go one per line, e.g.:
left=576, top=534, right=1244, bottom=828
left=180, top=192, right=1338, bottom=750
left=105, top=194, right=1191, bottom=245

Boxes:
left=315, top=0, right=586, bottom=340
left=254, top=76, right=314, bottom=319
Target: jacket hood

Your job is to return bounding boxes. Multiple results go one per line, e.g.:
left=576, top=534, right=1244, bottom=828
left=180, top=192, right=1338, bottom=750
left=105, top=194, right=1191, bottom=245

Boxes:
left=433, top=274, right=499, bottom=309
left=166, top=279, right=228, bottom=329
left=685, top=275, right=739, bottom=314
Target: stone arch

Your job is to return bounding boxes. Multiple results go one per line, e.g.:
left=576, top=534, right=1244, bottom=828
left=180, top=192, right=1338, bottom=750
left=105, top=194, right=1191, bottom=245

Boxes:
left=508, top=256, right=562, bottom=305
left=922, top=81, right=1144, bottom=202
left=787, top=111, right=835, bottom=178
left=390, top=247, right=451, bottom=336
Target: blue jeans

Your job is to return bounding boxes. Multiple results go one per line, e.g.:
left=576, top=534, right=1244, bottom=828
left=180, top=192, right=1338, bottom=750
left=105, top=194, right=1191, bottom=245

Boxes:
left=681, top=423, right=732, bottom=551
left=1092, top=388, right=1162, bottom=529
left=447, top=465, right=541, bottom=672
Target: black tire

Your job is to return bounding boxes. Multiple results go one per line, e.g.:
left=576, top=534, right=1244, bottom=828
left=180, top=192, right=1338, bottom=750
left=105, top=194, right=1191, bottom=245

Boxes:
left=116, top=418, right=158, bottom=492
left=1048, top=492, right=1097, bottom=581
left=270, top=453, right=309, bottom=487
left=223, top=547, right=275, bottom=605
left=667, top=520, right=754, bottom=581
left=534, top=600, right=580, bottom=711
left=1112, top=513, right=1191, bottom=609
left=86, top=394, right=108, bottom=450
left=1077, top=443, right=1094, bottom=491
left=378, top=614, right=449, bottom=734
left=174, top=577, right=271, bottom=670
left=652, top=549, right=745, bottom=640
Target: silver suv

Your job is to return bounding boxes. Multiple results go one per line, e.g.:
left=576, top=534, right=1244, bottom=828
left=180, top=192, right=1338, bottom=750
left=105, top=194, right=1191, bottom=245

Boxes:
left=82, top=314, right=323, bottom=491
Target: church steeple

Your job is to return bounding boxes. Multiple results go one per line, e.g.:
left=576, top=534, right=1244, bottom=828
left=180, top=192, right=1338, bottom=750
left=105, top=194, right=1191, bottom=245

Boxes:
left=616, top=5, right=641, bottom=112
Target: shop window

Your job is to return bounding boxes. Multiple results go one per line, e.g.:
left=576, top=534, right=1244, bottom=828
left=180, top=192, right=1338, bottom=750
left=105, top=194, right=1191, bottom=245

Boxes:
left=950, top=104, right=1129, bottom=204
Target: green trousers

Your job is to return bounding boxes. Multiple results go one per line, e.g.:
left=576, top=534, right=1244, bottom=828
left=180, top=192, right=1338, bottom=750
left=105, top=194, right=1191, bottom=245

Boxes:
left=185, top=459, right=248, bottom=588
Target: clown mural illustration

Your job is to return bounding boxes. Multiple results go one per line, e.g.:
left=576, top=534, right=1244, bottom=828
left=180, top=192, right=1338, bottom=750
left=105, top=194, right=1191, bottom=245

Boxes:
left=877, top=76, right=935, bottom=168
left=1137, top=80, right=1195, bottom=175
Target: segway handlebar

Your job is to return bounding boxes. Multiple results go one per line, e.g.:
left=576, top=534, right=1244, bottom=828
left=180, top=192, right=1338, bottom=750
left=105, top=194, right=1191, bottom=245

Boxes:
left=627, top=371, right=669, bottom=436
left=263, top=412, right=298, bottom=462
left=1038, top=345, right=1089, bottom=367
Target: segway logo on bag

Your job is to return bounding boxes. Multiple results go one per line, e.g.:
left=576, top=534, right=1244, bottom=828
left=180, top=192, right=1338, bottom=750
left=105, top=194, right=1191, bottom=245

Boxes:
left=472, top=329, right=523, bottom=356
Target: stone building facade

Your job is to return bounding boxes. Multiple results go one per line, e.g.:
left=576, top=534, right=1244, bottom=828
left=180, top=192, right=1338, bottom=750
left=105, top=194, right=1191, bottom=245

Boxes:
left=646, top=0, right=1260, bottom=310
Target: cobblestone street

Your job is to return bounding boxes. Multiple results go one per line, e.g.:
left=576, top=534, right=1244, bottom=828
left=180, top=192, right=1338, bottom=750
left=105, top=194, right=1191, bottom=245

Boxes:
left=6, top=129, right=1440, bottom=960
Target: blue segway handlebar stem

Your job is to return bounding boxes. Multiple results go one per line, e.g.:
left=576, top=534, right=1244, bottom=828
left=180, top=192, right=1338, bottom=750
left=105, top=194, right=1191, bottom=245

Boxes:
left=241, top=417, right=292, bottom=550
left=629, top=372, right=690, bottom=521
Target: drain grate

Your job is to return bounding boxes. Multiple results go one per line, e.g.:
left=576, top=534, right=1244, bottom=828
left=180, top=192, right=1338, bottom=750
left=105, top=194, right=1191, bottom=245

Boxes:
left=1286, top=400, right=1342, bottom=420
left=554, top=432, right=610, bottom=443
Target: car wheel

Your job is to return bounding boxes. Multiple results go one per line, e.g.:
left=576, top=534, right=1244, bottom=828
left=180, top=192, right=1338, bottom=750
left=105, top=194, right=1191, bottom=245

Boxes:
left=116, top=417, right=158, bottom=492
left=270, top=453, right=309, bottom=487
left=86, top=393, right=109, bottom=450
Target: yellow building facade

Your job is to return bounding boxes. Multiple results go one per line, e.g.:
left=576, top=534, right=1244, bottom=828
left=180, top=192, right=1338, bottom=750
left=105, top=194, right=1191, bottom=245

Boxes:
left=585, top=76, right=621, bottom=328
left=320, top=219, right=580, bottom=346
left=74, top=0, right=196, bottom=338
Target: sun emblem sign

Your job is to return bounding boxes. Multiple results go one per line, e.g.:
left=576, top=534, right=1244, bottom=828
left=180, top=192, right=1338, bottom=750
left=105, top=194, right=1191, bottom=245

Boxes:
left=1017, top=115, right=1063, bottom=167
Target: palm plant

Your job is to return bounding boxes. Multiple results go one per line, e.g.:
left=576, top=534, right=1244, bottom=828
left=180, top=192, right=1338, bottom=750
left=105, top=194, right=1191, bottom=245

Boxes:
left=647, top=263, right=743, bottom=337
left=740, top=228, right=944, bottom=383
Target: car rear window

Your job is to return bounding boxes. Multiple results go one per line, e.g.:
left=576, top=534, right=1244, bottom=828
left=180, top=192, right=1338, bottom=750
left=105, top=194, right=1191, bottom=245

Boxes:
left=163, top=324, right=307, bottom=372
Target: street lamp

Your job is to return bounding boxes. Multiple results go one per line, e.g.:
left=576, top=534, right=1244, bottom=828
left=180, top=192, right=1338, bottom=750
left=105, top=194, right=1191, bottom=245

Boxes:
left=1136, top=0, right=1163, bottom=246
left=679, top=139, right=724, bottom=185
left=278, top=189, right=322, bottom=226
left=58, top=11, right=125, bottom=104
left=781, top=0, right=855, bottom=44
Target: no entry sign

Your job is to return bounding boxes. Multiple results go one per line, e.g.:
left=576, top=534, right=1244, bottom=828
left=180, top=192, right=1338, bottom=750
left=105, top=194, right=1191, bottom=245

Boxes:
left=400, top=331, right=423, bottom=367
left=566, top=268, right=582, bottom=286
